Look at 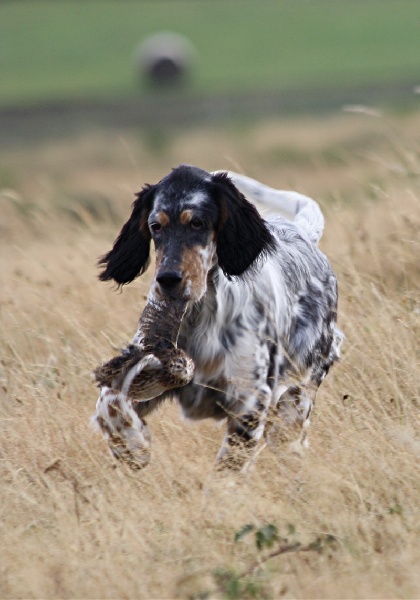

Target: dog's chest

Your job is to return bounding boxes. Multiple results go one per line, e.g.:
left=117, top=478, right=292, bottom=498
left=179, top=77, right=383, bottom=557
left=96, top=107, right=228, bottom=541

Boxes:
left=178, top=316, right=228, bottom=380
left=178, top=301, right=268, bottom=386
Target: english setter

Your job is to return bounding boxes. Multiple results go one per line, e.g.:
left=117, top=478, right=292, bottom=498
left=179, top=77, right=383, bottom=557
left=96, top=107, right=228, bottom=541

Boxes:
left=93, top=165, right=343, bottom=469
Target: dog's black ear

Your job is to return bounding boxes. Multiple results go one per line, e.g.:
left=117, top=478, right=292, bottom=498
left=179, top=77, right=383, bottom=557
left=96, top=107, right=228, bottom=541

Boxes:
left=98, top=185, right=155, bottom=285
left=212, top=172, right=276, bottom=277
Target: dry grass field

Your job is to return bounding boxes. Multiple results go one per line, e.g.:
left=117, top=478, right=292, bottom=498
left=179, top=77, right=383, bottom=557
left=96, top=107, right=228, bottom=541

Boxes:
left=1, top=110, right=419, bottom=599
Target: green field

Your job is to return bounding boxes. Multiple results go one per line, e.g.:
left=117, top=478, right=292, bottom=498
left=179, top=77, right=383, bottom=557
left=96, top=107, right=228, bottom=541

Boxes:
left=1, top=0, right=420, bottom=107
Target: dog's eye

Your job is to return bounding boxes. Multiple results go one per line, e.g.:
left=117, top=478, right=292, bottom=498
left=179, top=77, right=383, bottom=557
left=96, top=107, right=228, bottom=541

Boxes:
left=190, top=218, right=204, bottom=230
left=150, top=223, right=162, bottom=234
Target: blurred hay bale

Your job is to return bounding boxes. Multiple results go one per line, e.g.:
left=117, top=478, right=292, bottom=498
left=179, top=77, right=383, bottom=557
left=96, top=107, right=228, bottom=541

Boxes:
left=135, top=31, right=197, bottom=88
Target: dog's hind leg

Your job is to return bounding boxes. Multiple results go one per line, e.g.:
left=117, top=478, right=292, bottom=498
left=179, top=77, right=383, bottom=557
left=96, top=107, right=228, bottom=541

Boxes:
left=216, top=385, right=272, bottom=471
left=265, top=384, right=314, bottom=452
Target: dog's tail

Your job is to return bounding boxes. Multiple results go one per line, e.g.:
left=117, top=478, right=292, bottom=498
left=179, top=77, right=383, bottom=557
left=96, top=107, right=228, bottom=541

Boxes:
left=219, top=171, right=325, bottom=244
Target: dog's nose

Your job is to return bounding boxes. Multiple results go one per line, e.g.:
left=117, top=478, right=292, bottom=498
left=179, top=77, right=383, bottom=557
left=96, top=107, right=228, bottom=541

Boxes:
left=156, top=270, right=183, bottom=290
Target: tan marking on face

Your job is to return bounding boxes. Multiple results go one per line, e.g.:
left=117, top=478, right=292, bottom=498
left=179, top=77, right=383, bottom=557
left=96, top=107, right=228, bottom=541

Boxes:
left=157, top=211, right=170, bottom=226
left=179, top=239, right=216, bottom=300
left=180, top=247, right=205, bottom=297
left=180, top=209, right=194, bottom=225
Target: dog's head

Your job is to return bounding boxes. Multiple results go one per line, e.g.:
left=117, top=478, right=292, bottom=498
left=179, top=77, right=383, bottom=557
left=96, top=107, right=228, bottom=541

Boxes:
left=99, top=165, right=276, bottom=302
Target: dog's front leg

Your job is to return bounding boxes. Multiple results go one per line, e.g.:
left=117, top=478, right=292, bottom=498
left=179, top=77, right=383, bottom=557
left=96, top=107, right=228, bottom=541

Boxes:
left=92, top=386, right=151, bottom=470
left=216, top=385, right=271, bottom=471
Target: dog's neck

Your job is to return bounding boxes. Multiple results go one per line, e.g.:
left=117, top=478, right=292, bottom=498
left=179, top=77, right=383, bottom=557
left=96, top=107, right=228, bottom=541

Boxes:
left=183, top=267, right=219, bottom=327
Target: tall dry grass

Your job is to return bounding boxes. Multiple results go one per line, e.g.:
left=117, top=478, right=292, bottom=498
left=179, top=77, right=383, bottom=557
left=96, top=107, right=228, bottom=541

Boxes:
left=1, top=110, right=419, bottom=599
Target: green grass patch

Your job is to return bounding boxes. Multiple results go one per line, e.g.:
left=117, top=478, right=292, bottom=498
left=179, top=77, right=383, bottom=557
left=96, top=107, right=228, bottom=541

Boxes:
left=1, top=0, right=420, bottom=106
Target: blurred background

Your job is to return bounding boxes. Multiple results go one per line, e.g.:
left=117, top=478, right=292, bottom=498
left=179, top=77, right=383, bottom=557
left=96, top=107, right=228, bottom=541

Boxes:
left=1, top=0, right=420, bottom=142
